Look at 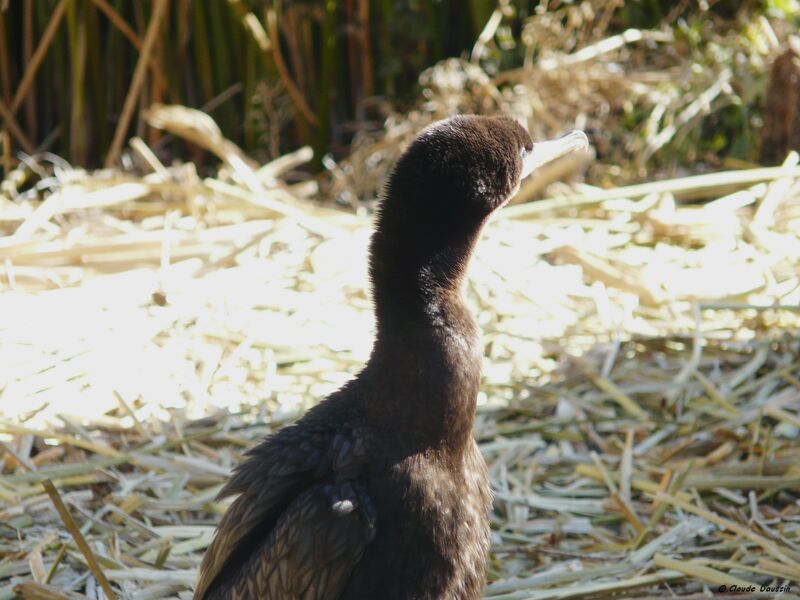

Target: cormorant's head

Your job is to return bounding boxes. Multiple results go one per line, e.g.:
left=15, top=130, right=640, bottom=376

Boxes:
left=381, top=115, right=588, bottom=229
left=370, top=115, right=588, bottom=313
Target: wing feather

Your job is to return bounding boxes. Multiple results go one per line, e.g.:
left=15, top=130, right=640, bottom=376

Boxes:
left=195, top=422, right=331, bottom=598
left=203, top=483, right=375, bottom=600
left=195, top=398, right=370, bottom=599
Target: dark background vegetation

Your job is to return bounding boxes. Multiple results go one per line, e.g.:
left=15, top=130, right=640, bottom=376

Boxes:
left=0, top=0, right=797, bottom=172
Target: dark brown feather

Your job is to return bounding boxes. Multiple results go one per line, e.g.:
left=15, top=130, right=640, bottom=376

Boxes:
left=202, top=481, right=374, bottom=600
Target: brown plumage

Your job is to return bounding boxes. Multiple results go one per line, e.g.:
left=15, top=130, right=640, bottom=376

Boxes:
left=195, top=115, right=588, bottom=600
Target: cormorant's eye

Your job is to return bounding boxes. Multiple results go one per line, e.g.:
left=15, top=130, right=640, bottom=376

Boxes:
left=520, top=143, right=533, bottom=159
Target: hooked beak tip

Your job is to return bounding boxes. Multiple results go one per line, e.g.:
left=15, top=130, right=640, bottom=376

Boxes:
left=522, top=130, right=590, bottom=179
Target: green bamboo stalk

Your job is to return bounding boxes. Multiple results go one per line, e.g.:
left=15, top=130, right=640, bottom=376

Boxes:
left=86, top=0, right=107, bottom=158
left=358, top=0, right=373, bottom=99
left=223, top=0, right=246, bottom=135
left=176, top=0, right=191, bottom=102
left=301, top=13, right=315, bottom=100
left=0, top=128, right=8, bottom=175
left=23, top=0, right=37, bottom=141
left=283, top=6, right=307, bottom=97
left=191, top=1, right=214, bottom=103
left=378, top=0, right=394, bottom=97
left=429, top=0, right=444, bottom=63
left=289, top=7, right=316, bottom=149
left=34, top=0, right=52, bottom=139
left=147, top=0, right=167, bottom=147
left=105, top=0, right=125, bottom=133
left=0, top=7, right=11, bottom=102
left=244, top=31, right=256, bottom=151
left=66, top=0, right=87, bottom=164
left=344, top=0, right=359, bottom=111
left=53, top=4, right=71, bottom=158
left=208, top=0, right=234, bottom=131
left=468, top=0, right=488, bottom=44
left=317, top=0, right=337, bottom=163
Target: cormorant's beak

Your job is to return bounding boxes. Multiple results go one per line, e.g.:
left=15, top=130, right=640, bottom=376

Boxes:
left=521, top=130, right=589, bottom=179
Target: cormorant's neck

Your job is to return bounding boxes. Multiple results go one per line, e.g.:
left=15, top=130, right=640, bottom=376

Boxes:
left=360, top=222, right=485, bottom=453
left=368, top=221, right=483, bottom=333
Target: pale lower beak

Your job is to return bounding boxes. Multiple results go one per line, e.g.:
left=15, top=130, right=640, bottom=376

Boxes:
left=521, top=130, right=589, bottom=179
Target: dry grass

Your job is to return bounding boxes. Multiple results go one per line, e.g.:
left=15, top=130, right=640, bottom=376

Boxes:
left=1, top=103, right=799, bottom=599
left=2, top=23, right=800, bottom=599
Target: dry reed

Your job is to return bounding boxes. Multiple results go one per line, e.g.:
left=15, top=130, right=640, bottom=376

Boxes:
left=1, top=18, right=800, bottom=598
